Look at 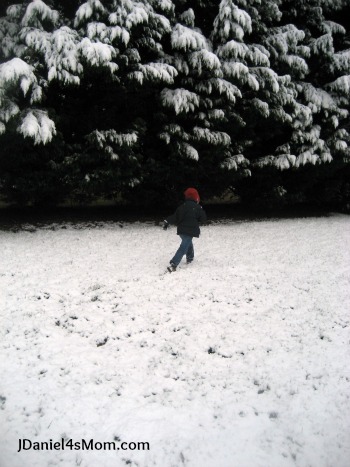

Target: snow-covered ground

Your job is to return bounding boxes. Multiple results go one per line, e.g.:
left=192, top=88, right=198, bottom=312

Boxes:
left=1, top=215, right=350, bottom=467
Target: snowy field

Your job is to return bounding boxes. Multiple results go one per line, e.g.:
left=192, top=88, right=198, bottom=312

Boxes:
left=1, top=214, right=350, bottom=467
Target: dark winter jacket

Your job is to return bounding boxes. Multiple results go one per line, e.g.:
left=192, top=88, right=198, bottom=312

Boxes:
left=166, top=200, right=207, bottom=238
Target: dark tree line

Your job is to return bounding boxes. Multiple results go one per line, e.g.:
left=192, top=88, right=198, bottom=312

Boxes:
left=0, top=0, right=349, bottom=209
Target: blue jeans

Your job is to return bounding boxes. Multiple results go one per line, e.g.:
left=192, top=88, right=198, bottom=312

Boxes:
left=171, top=234, right=194, bottom=266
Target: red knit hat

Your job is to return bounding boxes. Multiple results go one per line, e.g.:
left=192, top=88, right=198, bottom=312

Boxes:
left=184, top=187, right=200, bottom=202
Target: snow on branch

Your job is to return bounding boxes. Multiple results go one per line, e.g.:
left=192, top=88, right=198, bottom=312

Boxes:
left=292, top=126, right=322, bottom=146
left=335, top=140, right=348, bottom=151
left=310, top=34, right=333, bottom=55
left=0, top=58, right=38, bottom=105
left=329, top=129, right=350, bottom=158
left=327, top=75, right=350, bottom=95
left=49, top=28, right=82, bottom=83
left=170, top=55, right=190, bottom=75
left=270, top=107, right=293, bottom=124
left=75, top=0, right=105, bottom=28
left=87, top=129, right=138, bottom=160
left=217, top=40, right=249, bottom=60
left=270, top=85, right=295, bottom=107
left=321, top=21, right=346, bottom=35
left=158, top=133, right=170, bottom=144
left=158, top=124, right=191, bottom=145
left=176, top=142, right=199, bottom=161
left=125, top=6, right=149, bottom=29
left=129, top=62, right=178, bottom=85
left=166, top=124, right=189, bottom=139
left=0, top=99, right=20, bottom=123
left=86, top=22, right=130, bottom=46
left=213, top=0, right=252, bottom=42
left=0, top=14, right=25, bottom=58
left=196, top=78, right=242, bottom=102
left=208, top=109, right=226, bottom=121
left=221, top=153, right=249, bottom=170
left=109, top=1, right=149, bottom=30
left=295, top=151, right=320, bottom=167
left=189, top=50, right=221, bottom=74
left=302, top=83, right=336, bottom=111
left=221, top=61, right=261, bottom=90
left=179, top=8, right=195, bottom=28
left=0, top=57, right=36, bottom=88
left=254, top=154, right=297, bottom=170
left=0, top=16, right=18, bottom=39
left=222, top=61, right=248, bottom=79
left=221, top=80, right=242, bottom=101
left=22, top=0, right=59, bottom=28
left=266, top=25, right=309, bottom=74
left=160, top=88, right=200, bottom=114
left=171, top=24, right=209, bottom=52
left=192, top=127, right=231, bottom=146
left=152, top=0, right=174, bottom=14
left=6, top=4, right=23, bottom=20
left=292, top=103, right=313, bottom=128
left=227, top=22, right=244, bottom=41
left=330, top=51, right=350, bottom=74
left=275, top=154, right=296, bottom=170
left=23, top=26, right=83, bottom=85
left=320, top=152, right=333, bottom=163
left=251, top=98, right=270, bottom=118
left=247, top=46, right=270, bottom=67
left=281, top=55, right=309, bottom=77
left=152, top=12, right=171, bottom=35
left=22, top=27, right=49, bottom=54
left=270, top=24, right=305, bottom=48
left=251, top=67, right=280, bottom=93
left=88, top=129, right=138, bottom=148
left=18, top=110, right=56, bottom=145
left=79, top=37, right=117, bottom=68
left=253, top=155, right=275, bottom=168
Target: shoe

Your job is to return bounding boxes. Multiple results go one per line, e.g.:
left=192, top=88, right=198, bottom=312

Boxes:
left=186, top=259, right=193, bottom=264
left=167, top=262, right=177, bottom=273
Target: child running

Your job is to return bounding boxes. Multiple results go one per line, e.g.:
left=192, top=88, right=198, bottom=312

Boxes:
left=163, top=188, right=207, bottom=272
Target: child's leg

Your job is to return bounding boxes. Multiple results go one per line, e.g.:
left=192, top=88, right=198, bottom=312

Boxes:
left=170, top=235, right=193, bottom=267
left=186, top=240, right=194, bottom=263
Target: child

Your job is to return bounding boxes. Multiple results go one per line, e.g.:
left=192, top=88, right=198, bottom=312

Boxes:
left=163, top=188, right=207, bottom=272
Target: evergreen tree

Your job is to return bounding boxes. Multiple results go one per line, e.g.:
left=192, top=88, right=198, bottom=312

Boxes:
left=0, top=0, right=176, bottom=203
left=151, top=0, right=251, bottom=200
left=0, top=2, right=59, bottom=144
left=0, top=0, right=349, bottom=207
left=251, top=0, right=350, bottom=207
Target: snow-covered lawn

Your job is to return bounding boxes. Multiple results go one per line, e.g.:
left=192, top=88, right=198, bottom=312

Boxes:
left=1, top=215, right=350, bottom=467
